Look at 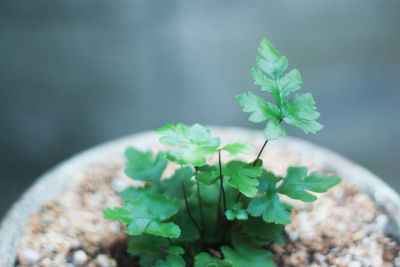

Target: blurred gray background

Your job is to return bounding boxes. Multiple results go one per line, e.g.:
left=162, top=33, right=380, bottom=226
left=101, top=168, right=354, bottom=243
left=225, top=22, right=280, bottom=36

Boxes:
left=1, top=0, right=399, bottom=219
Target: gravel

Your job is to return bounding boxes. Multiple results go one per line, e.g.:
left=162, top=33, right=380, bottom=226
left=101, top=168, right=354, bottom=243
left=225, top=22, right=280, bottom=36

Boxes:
left=15, top=148, right=400, bottom=267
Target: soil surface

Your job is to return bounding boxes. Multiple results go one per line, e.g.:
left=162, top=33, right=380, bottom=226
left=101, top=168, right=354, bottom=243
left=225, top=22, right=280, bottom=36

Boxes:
left=15, top=149, right=400, bottom=267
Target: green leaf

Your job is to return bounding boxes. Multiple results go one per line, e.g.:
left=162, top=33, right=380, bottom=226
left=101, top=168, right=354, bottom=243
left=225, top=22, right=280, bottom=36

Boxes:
left=223, top=142, right=255, bottom=156
left=225, top=203, right=248, bottom=221
left=236, top=91, right=280, bottom=123
left=167, top=246, right=184, bottom=255
left=283, top=93, right=323, bottom=134
left=256, top=38, right=287, bottom=79
left=223, top=160, right=262, bottom=198
left=278, top=167, right=342, bottom=202
left=247, top=193, right=291, bottom=224
left=252, top=68, right=279, bottom=99
left=247, top=170, right=292, bottom=224
left=159, top=167, right=194, bottom=199
left=194, top=252, right=232, bottom=267
left=120, top=186, right=149, bottom=201
left=173, top=211, right=200, bottom=241
left=279, top=69, right=303, bottom=98
left=140, top=254, right=165, bottom=267
left=195, top=165, right=220, bottom=185
left=257, top=170, right=282, bottom=194
left=125, top=148, right=167, bottom=183
left=127, top=235, right=169, bottom=256
left=103, top=192, right=181, bottom=238
left=239, top=38, right=324, bottom=140
left=156, top=123, right=220, bottom=166
left=154, top=254, right=185, bottom=267
left=221, top=234, right=276, bottom=267
left=243, top=217, right=285, bottom=244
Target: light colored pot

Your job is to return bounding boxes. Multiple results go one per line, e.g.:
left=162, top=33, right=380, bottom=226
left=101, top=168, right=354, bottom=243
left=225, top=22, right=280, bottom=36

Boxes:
left=1, top=127, right=399, bottom=267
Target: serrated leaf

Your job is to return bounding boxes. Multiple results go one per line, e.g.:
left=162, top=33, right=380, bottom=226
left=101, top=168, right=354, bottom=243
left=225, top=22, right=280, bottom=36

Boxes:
left=221, top=234, right=276, bottom=267
left=247, top=193, right=291, bottom=224
left=103, top=192, right=181, bottom=238
left=223, top=160, right=262, bottom=198
left=194, top=252, right=232, bottom=267
left=263, top=117, right=286, bottom=140
left=223, top=142, right=255, bottom=156
left=125, top=148, right=168, bottom=183
left=243, top=217, right=285, bottom=244
left=283, top=93, right=323, bottom=134
left=127, top=235, right=169, bottom=256
left=236, top=91, right=280, bottom=123
left=278, top=166, right=341, bottom=202
left=256, top=38, right=287, bottom=79
left=240, top=38, right=324, bottom=140
left=279, top=69, right=303, bottom=98
left=156, top=123, right=220, bottom=166
left=154, top=254, right=185, bottom=267
left=167, top=246, right=184, bottom=255
left=252, top=68, right=278, bottom=98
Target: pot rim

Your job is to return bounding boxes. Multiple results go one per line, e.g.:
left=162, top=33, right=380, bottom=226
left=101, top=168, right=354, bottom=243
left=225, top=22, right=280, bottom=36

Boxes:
left=1, top=126, right=399, bottom=266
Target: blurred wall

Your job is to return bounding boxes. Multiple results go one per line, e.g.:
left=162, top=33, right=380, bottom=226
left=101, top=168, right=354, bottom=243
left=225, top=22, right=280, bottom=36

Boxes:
left=1, top=0, right=399, bottom=219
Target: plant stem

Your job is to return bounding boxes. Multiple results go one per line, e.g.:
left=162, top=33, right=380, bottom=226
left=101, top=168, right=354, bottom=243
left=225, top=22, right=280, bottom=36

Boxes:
left=218, top=150, right=227, bottom=212
left=181, top=166, right=203, bottom=240
left=216, top=183, right=222, bottom=236
left=253, top=140, right=268, bottom=166
left=195, top=167, right=205, bottom=231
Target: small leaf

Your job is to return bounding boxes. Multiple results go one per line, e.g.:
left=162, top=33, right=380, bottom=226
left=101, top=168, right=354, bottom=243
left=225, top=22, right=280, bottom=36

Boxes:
left=279, top=69, right=303, bottom=99
left=156, top=123, right=220, bottom=166
left=225, top=202, right=248, bottom=221
left=125, top=148, right=167, bottom=183
left=278, top=167, right=341, bottom=202
left=223, top=160, right=262, bottom=198
left=104, top=192, right=181, bottom=238
left=154, top=254, right=185, bottom=267
left=223, top=142, right=255, bottom=156
left=283, top=93, right=323, bottom=135
left=194, top=252, right=232, bottom=267
left=225, top=209, right=248, bottom=221
left=236, top=91, right=280, bottom=123
left=263, top=118, right=285, bottom=140
left=167, top=246, right=184, bottom=255
left=247, top=193, right=291, bottom=224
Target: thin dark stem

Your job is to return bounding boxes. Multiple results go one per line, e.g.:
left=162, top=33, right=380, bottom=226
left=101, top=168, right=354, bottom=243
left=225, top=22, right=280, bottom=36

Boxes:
left=195, top=167, right=205, bottom=231
left=253, top=140, right=268, bottom=166
left=216, top=183, right=222, bottom=235
left=218, top=150, right=227, bottom=212
left=181, top=166, right=203, bottom=240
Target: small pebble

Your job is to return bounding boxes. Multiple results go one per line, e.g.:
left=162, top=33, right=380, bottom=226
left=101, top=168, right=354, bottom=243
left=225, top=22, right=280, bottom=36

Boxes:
left=95, top=254, right=117, bottom=267
left=73, top=250, right=88, bottom=266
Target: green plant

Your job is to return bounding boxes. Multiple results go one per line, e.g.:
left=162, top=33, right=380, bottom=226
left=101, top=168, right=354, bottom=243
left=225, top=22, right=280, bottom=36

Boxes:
left=103, top=38, right=341, bottom=267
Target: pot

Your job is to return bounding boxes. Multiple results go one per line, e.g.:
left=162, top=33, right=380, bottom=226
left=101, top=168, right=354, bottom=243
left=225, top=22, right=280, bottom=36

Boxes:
left=1, top=127, right=399, bottom=267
